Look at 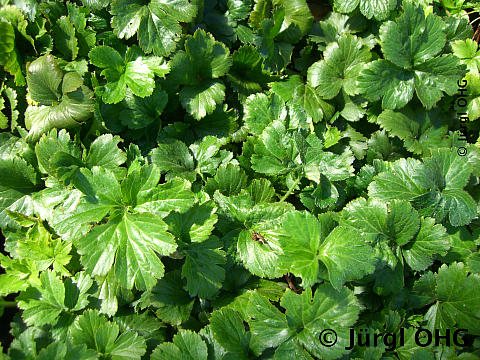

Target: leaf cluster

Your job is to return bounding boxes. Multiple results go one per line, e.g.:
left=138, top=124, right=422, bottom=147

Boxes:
left=0, top=0, right=479, bottom=359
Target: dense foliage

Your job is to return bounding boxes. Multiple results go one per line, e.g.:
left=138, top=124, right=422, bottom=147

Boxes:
left=0, top=0, right=479, bottom=359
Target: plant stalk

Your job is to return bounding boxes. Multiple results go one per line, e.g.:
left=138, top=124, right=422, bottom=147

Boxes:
left=279, top=177, right=301, bottom=202
left=0, top=301, right=17, bottom=308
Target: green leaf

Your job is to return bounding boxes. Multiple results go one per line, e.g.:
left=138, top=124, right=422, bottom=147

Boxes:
left=35, top=131, right=125, bottom=183
left=89, top=45, right=124, bottom=70
left=124, top=58, right=155, bottom=97
left=150, top=141, right=196, bottom=181
left=244, top=291, right=291, bottom=350
left=18, top=271, right=92, bottom=327
left=357, top=60, right=415, bottom=110
left=0, top=86, right=19, bottom=130
left=255, top=11, right=294, bottom=73
left=441, top=188, right=477, bottom=227
left=271, top=74, right=302, bottom=103
left=247, top=285, right=361, bottom=359
left=82, top=0, right=111, bottom=9
left=358, top=4, right=466, bottom=110
left=120, top=88, right=168, bottom=129
left=71, top=309, right=147, bottom=359
left=0, top=156, right=38, bottom=191
left=25, top=85, right=95, bottom=142
left=171, top=29, right=231, bottom=119
left=359, top=0, right=396, bottom=20
left=0, top=21, right=25, bottom=85
left=135, top=178, right=196, bottom=217
left=340, top=198, right=389, bottom=242
left=15, top=222, right=72, bottom=275
left=280, top=211, right=375, bottom=289
left=243, top=93, right=287, bottom=135
left=89, top=46, right=159, bottom=103
left=247, top=178, right=275, bottom=204
left=444, top=16, right=473, bottom=42
left=26, top=54, right=63, bottom=105
left=180, top=80, right=226, bottom=120
left=25, top=55, right=94, bottom=142
left=149, top=271, right=194, bottom=325
left=466, top=253, right=480, bottom=274
left=380, top=3, right=445, bottom=68
left=95, top=272, right=121, bottom=317
left=304, top=147, right=355, bottom=182
left=53, top=16, right=79, bottom=60
left=47, top=191, right=116, bottom=242
left=37, top=342, right=98, bottom=360
left=424, top=263, right=480, bottom=333
left=17, top=270, right=64, bottom=326
left=301, top=175, right=340, bottom=210
left=271, top=0, right=314, bottom=43
left=210, top=308, right=252, bottom=358
left=182, top=237, right=226, bottom=298
left=152, top=330, right=208, bottom=360
left=176, top=28, right=232, bottom=80
left=452, top=38, right=480, bottom=73
left=86, top=134, right=126, bottom=170
left=251, top=120, right=298, bottom=175
left=227, top=45, right=276, bottom=97
left=402, top=217, right=450, bottom=271
left=376, top=107, right=450, bottom=155
left=308, top=34, right=371, bottom=98
left=318, top=226, right=376, bottom=290
left=111, top=0, right=197, bottom=57
left=205, top=164, right=248, bottom=197
left=237, top=227, right=285, bottom=279
left=165, top=201, right=217, bottom=243
left=420, top=148, right=473, bottom=191
left=369, top=150, right=476, bottom=226
left=278, top=211, right=323, bottom=287
left=76, top=212, right=175, bottom=290
left=387, top=200, right=421, bottom=246
left=249, top=0, right=272, bottom=29
left=368, top=158, right=426, bottom=200
left=291, top=84, right=335, bottom=123
left=334, top=0, right=396, bottom=20
left=413, top=55, right=466, bottom=109
left=0, top=151, right=39, bottom=229
left=0, top=253, right=38, bottom=296
left=236, top=204, right=293, bottom=278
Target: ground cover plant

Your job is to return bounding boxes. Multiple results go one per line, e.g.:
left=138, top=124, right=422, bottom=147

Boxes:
left=0, top=0, right=479, bottom=359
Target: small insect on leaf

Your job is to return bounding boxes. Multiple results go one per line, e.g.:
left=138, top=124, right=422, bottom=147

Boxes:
left=251, top=231, right=266, bottom=245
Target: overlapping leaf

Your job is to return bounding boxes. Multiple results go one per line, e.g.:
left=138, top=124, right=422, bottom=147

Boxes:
left=247, top=285, right=362, bottom=359
left=25, top=55, right=95, bottom=142
left=280, top=211, right=376, bottom=288
left=410, top=262, right=480, bottom=333
left=308, top=34, right=371, bottom=99
left=18, top=271, right=92, bottom=327
left=89, top=45, right=169, bottom=104
left=341, top=198, right=450, bottom=271
left=368, top=149, right=476, bottom=226
left=71, top=309, right=147, bottom=359
left=170, top=29, right=231, bottom=119
left=358, top=3, right=466, bottom=109
left=334, top=0, right=396, bottom=20
left=110, top=0, right=197, bottom=57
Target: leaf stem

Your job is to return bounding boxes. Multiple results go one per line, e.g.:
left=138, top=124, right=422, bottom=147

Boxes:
left=284, top=273, right=300, bottom=293
left=279, top=177, right=301, bottom=202
left=471, top=17, right=480, bottom=26
left=0, top=301, right=17, bottom=308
